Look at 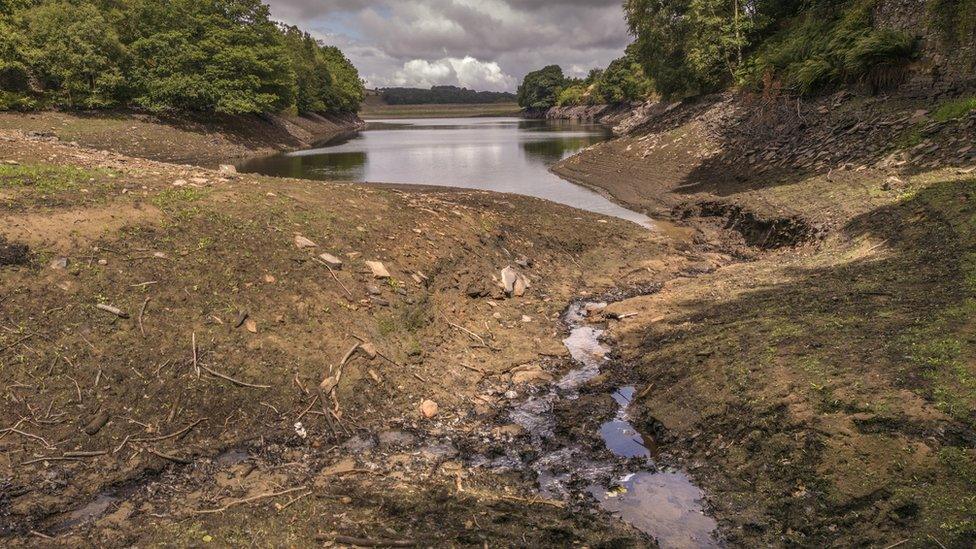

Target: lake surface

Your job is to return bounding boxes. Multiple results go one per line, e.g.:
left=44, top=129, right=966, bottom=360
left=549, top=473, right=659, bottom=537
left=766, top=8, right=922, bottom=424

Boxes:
left=238, top=117, right=652, bottom=227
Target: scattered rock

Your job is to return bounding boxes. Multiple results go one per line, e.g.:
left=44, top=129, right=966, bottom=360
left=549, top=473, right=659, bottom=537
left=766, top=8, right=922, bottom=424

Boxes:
left=510, top=365, right=554, bottom=385
left=245, top=319, right=258, bottom=334
left=83, top=409, right=110, bottom=436
left=500, top=266, right=531, bottom=297
left=49, top=257, right=68, bottom=270
left=263, top=274, right=276, bottom=284
left=366, top=261, right=391, bottom=279
left=318, top=253, right=343, bottom=269
left=377, top=430, right=418, bottom=448
left=294, top=235, right=317, bottom=249
left=360, top=342, right=378, bottom=359
left=419, top=399, right=439, bottom=418
left=218, top=164, right=237, bottom=176
left=367, top=285, right=382, bottom=296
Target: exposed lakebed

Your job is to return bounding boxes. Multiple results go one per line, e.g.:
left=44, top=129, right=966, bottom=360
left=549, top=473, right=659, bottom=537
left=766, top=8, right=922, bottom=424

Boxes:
left=238, top=117, right=654, bottom=228
left=495, top=300, right=721, bottom=548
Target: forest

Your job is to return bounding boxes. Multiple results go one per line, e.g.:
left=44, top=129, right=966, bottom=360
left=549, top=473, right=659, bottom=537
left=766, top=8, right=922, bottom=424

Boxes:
left=517, top=0, right=971, bottom=108
left=0, top=0, right=365, bottom=115
left=379, top=86, right=516, bottom=105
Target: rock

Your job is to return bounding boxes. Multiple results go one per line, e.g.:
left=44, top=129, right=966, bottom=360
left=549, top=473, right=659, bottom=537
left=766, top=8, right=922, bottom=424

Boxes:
left=367, top=285, right=382, bottom=296
left=500, top=266, right=530, bottom=297
left=218, top=164, right=237, bottom=176
left=97, top=259, right=108, bottom=266
left=294, top=235, right=317, bottom=249
left=172, top=179, right=187, bottom=187
left=366, top=260, right=390, bottom=279
left=360, top=342, right=378, bottom=359
left=263, top=274, right=276, bottom=284
left=49, top=257, right=68, bottom=270
left=377, top=430, right=418, bottom=448
left=318, top=253, right=343, bottom=269
left=510, top=365, right=554, bottom=385
left=492, top=424, right=526, bottom=438
left=420, top=399, right=439, bottom=418
left=0, top=239, right=29, bottom=267
left=245, top=319, right=258, bottom=334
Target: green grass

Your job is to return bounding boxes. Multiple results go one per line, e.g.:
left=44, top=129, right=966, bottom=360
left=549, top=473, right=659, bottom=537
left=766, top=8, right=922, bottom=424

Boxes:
left=0, top=163, right=112, bottom=193
left=151, top=187, right=208, bottom=211
left=932, top=96, right=976, bottom=123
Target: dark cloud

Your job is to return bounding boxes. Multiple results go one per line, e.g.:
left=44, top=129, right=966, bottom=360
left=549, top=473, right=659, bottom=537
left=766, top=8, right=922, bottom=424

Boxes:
left=265, top=0, right=631, bottom=91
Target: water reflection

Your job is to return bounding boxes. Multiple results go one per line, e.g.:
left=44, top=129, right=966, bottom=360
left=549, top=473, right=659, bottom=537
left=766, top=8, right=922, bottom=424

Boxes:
left=238, top=117, right=653, bottom=228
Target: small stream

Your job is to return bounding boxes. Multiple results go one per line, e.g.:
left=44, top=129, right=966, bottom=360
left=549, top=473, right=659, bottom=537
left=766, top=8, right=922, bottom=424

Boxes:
left=505, top=302, right=721, bottom=548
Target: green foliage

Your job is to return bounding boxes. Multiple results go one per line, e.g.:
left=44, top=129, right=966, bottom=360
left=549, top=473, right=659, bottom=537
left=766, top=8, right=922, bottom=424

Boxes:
left=0, top=0, right=364, bottom=115
left=928, top=0, right=976, bottom=42
left=738, top=1, right=917, bottom=94
left=595, top=54, right=654, bottom=104
left=932, top=96, right=976, bottom=122
left=625, top=0, right=919, bottom=98
left=517, top=65, right=567, bottom=109
left=20, top=1, right=128, bottom=108
left=0, top=163, right=110, bottom=193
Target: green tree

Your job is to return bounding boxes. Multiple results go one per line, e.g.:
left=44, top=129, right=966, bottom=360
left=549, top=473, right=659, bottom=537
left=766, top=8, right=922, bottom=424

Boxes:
left=596, top=53, right=654, bottom=104
left=21, top=1, right=128, bottom=108
left=318, top=45, right=365, bottom=114
left=123, top=0, right=295, bottom=114
left=517, top=65, right=567, bottom=109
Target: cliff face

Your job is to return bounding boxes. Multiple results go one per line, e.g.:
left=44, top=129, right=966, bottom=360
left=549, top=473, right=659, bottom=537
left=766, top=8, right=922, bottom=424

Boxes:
left=876, top=0, right=976, bottom=96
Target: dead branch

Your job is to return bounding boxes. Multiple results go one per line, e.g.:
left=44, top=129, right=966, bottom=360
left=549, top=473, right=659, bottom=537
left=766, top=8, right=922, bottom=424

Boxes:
left=192, top=486, right=307, bottom=515
left=131, top=418, right=207, bottom=443
left=200, top=364, right=271, bottom=389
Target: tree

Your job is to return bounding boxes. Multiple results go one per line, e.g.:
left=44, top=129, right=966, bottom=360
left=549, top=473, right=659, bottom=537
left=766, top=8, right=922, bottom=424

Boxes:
left=318, top=45, right=365, bottom=114
left=596, top=53, right=654, bottom=104
left=21, top=1, right=128, bottom=108
left=517, top=65, right=567, bottom=109
left=124, top=0, right=294, bottom=114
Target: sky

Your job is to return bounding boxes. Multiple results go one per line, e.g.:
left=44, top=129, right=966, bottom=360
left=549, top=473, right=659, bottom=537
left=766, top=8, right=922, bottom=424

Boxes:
left=264, top=0, right=632, bottom=92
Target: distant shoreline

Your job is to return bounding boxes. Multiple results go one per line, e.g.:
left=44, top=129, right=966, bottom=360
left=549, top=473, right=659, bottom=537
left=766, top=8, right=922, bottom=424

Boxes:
left=359, top=102, right=522, bottom=119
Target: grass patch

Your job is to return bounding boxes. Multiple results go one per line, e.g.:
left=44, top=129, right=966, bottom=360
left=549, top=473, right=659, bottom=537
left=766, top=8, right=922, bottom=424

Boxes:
left=932, top=96, right=976, bottom=123
left=151, top=187, right=208, bottom=213
left=0, top=163, right=111, bottom=194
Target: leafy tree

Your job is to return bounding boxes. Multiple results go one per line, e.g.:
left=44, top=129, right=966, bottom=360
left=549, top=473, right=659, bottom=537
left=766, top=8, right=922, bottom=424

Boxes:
left=596, top=53, right=654, bottom=104
left=21, top=1, right=128, bottom=108
left=123, top=0, right=294, bottom=114
left=0, top=0, right=366, bottom=115
left=318, top=45, right=365, bottom=114
left=517, top=65, right=567, bottom=109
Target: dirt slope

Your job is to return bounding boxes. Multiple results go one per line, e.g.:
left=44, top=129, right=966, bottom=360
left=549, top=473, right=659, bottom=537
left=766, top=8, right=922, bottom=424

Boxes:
left=0, top=126, right=715, bottom=547
left=555, top=93, right=976, bottom=547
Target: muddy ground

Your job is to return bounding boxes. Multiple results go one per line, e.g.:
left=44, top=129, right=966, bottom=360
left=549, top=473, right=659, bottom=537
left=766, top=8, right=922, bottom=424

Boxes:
left=2, top=92, right=975, bottom=548
left=0, top=121, right=724, bottom=547
left=555, top=93, right=976, bottom=547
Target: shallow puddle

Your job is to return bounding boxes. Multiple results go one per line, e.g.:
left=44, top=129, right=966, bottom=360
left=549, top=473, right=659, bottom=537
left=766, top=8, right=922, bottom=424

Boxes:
left=507, top=300, right=721, bottom=547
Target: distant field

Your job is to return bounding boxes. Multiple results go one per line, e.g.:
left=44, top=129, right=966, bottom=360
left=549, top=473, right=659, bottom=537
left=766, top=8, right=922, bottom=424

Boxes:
left=359, top=102, right=522, bottom=119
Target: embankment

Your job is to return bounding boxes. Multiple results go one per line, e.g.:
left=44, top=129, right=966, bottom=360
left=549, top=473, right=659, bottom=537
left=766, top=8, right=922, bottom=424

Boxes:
left=553, top=87, right=976, bottom=547
left=0, top=110, right=364, bottom=168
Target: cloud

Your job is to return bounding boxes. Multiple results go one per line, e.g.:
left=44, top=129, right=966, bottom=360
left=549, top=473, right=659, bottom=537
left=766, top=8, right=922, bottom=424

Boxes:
left=386, top=56, right=516, bottom=91
left=265, top=0, right=631, bottom=91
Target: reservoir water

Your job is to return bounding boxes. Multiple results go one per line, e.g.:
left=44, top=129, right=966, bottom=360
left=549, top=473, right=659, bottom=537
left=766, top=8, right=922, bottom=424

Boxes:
left=238, top=117, right=653, bottom=228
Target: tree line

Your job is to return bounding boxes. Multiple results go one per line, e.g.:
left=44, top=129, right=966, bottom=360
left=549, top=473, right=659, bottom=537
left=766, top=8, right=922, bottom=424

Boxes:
left=518, top=0, right=961, bottom=109
left=380, top=86, right=516, bottom=105
left=0, top=0, right=365, bottom=115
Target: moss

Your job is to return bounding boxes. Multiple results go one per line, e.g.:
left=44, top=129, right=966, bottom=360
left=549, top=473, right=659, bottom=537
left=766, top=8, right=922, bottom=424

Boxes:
left=932, top=96, right=976, bottom=123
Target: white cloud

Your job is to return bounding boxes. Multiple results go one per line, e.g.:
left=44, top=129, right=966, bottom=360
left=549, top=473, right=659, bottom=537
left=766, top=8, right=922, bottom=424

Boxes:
left=265, top=0, right=631, bottom=91
left=382, top=56, right=516, bottom=91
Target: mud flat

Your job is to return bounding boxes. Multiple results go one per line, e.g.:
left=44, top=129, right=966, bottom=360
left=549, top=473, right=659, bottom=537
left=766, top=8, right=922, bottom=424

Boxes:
left=0, top=122, right=730, bottom=546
